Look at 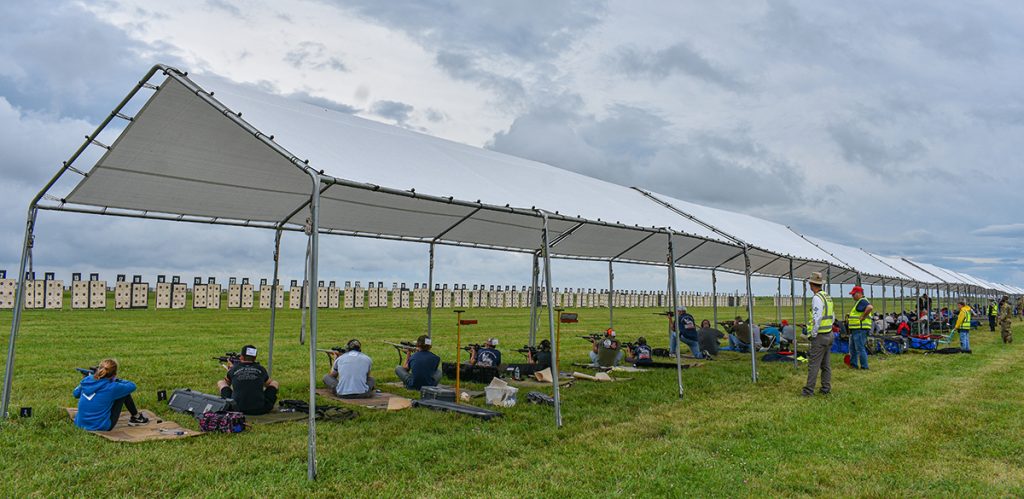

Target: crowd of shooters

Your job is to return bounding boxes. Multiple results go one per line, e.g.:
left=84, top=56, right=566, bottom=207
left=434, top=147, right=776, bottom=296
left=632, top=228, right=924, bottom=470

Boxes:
left=70, top=272, right=1022, bottom=430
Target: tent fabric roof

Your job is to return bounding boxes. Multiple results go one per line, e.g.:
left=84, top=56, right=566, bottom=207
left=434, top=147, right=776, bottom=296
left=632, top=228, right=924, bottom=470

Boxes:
left=55, top=68, right=1022, bottom=291
left=798, top=235, right=909, bottom=284
left=66, top=73, right=745, bottom=268
left=640, top=190, right=858, bottom=282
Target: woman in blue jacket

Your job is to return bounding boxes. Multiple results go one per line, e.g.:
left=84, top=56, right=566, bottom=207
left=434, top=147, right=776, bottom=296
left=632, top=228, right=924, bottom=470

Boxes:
left=73, top=359, right=148, bottom=431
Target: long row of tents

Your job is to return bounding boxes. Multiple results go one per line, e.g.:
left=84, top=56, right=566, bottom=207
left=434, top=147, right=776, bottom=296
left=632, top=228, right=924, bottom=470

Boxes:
left=2, top=65, right=1020, bottom=480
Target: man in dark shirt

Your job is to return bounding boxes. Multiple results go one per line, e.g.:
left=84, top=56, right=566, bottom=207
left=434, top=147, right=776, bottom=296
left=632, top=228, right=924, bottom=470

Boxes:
left=217, top=345, right=279, bottom=415
left=395, top=335, right=441, bottom=390
left=470, top=338, right=502, bottom=367
left=527, top=340, right=553, bottom=371
left=625, top=336, right=654, bottom=365
left=697, top=319, right=725, bottom=357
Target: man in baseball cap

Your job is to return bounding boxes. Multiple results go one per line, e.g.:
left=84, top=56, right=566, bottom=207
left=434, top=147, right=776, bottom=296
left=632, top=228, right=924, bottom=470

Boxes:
left=847, top=286, right=874, bottom=370
left=217, top=344, right=280, bottom=415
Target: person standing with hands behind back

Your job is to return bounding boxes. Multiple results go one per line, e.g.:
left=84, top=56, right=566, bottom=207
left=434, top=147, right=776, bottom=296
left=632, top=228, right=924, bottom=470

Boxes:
left=802, top=272, right=835, bottom=397
left=846, top=286, right=874, bottom=370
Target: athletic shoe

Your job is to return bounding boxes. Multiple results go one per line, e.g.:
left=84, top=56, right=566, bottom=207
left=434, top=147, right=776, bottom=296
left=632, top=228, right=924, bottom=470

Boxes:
left=128, top=413, right=150, bottom=425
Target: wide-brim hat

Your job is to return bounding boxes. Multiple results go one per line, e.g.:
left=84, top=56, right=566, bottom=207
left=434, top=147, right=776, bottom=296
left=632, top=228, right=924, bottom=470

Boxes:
left=807, top=272, right=825, bottom=286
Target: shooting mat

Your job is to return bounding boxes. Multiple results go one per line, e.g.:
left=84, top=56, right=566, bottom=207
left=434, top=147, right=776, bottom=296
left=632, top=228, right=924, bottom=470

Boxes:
left=65, top=408, right=202, bottom=442
left=315, top=389, right=412, bottom=411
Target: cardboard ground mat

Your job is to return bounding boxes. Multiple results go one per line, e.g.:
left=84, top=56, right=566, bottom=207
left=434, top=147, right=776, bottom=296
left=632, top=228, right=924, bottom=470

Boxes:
left=66, top=408, right=202, bottom=442
left=571, top=371, right=632, bottom=382
left=316, top=389, right=412, bottom=411
left=246, top=411, right=309, bottom=425
left=506, top=378, right=573, bottom=389
left=382, top=382, right=486, bottom=399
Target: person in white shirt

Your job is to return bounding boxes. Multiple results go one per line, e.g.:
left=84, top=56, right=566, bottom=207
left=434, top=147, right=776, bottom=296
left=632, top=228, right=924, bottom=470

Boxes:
left=323, top=339, right=375, bottom=398
left=802, top=272, right=835, bottom=397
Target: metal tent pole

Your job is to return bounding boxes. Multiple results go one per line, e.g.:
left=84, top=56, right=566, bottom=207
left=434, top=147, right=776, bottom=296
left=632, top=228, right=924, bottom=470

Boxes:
left=826, top=264, right=832, bottom=295
left=306, top=175, right=322, bottom=481
left=299, top=235, right=311, bottom=345
left=900, top=281, right=905, bottom=313
left=267, top=229, right=282, bottom=376
left=712, top=269, right=718, bottom=329
left=667, top=233, right=684, bottom=398
left=790, top=258, right=797, bottom=369
left=881, top=280, right=887, bottom=316
left=1, top=208, right=37, bottom=417
left=528, top=252, right=540, bottom=347
left=608, top=261, right=615, bottom=329
left=539, top=213, right=562, bottom=427
left=776, top=277, right=782, bottom=325
left=803, top=280, right=809, bottom=329
left=743, top=247, right=758, bottom=383
left=427, top=243, right=435, bottom=339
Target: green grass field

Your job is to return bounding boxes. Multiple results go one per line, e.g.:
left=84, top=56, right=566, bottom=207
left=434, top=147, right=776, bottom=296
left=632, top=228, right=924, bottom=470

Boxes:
left=1, top=297, right=1022, bottom=497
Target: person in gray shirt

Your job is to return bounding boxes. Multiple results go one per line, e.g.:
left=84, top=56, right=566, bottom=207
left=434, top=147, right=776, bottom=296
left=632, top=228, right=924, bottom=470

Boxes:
left=323, top=339, right=375, bottom=398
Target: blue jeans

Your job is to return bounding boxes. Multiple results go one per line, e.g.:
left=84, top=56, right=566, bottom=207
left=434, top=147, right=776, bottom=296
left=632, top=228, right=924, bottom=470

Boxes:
left=680, top=333, right=703, bottom=358
left=669, top=330, right=678, bottom=354
left=849, top=329, right=869, bottom=369
left=959, top=329, right=971, bottom=351
left=729, top=334, right=750, bottom=353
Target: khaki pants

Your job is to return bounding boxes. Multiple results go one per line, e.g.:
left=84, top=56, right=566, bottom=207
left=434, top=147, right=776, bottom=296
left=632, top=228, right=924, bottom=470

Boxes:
left=803, top=333, right=834, bottom=395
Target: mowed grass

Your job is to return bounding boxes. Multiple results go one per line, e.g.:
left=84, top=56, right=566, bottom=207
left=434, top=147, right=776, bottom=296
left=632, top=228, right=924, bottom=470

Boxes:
left=1, top=296, right=1023, bottom=497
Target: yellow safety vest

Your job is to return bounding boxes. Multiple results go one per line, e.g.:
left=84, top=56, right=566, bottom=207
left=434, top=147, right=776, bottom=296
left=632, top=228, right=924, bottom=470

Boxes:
left=848, top=297, right=871, bottom=330
left=962, top=308, right=972, bottom=330
left=989, top=304, right=998, bottom=317
left=814, top=291, right=834, bottom=334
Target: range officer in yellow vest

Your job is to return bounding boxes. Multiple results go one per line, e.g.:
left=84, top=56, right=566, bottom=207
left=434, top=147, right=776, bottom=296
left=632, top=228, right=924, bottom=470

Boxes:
left=988, top=300, right=999, bottom=332
left=847, top=285, right=874, bottom=370
left=802, top=272, right=835, bottom=397
left=954, top=300, right=973, bottom=353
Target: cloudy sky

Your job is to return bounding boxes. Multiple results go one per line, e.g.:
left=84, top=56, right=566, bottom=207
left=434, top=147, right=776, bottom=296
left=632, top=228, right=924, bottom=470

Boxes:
left=1, top=0, right=1022, bottom=295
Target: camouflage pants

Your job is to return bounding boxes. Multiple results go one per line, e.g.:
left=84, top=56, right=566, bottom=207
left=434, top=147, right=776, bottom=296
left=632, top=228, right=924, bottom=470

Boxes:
left=1000, top=320, right=1013, bottom=343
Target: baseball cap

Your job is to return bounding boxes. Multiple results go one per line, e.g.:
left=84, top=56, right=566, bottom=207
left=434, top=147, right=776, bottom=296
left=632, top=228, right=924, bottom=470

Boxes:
left=849, top=286, right=864, bottom=296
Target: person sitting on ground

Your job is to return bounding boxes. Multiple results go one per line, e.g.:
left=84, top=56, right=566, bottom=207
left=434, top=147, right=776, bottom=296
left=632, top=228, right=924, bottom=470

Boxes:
left=396, top=335, right=442, bottom=389
left=698, top=319, right=725, bottom=358
left=589, top=328, right=624, bottom=367
left=470, top=338, right=502, bottom=368
left=729, top=317, right=754, bottom=353
left=73, top=358, right=148, bottom=431
left=780, top=320, right=798, bottom=348
left=625, top=336, right=654, bottom=365
left=323, top=339, right=375, bottom=399
left=218, top=345, right=279, bottom=415
left=672, top=306, right=703, bottom=359
left=873, top=315, right=887, bottom=335
left=761, top=323, right=782, bottom=350
left=527, top=339, right=553, bottom=371
left=884, top=313, right=896, bottom=330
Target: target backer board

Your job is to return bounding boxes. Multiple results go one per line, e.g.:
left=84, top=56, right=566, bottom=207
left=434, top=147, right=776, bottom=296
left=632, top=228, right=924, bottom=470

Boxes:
left=317, top=284, right=329, bottom=308
left=0, top=273, right=14, bottom=309
left=172, top=283, right=187, bottom=309
left=72, top=278, right=89, bottom=309
left=353, top=284, right=365, bottom=308
left=328, top=284, right=340, bottom=308
left=241, top=282, right=254, bottom=308
left=206, top=283, right=222, bottom=309
left=192, top=283, right=209, bottom=309
left=156, top=282, right=172, bottom=309
left=114, top=278, right=131, bottom=309
left=258, top=285, right=283, bottom=309
left=227, top=282, right=242, bottom=308
left=288, top=286, right=301, bottom=309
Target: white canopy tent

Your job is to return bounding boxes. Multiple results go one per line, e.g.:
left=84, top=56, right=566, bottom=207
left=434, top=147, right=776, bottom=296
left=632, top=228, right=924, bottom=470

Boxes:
left=3, top=65, right=1020, bottom=479
left=1, top=65, right=748, bottom=480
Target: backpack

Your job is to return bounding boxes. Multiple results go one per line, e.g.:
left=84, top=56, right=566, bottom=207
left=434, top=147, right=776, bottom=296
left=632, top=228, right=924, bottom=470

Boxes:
left=197, top=411, right=246, bottom=433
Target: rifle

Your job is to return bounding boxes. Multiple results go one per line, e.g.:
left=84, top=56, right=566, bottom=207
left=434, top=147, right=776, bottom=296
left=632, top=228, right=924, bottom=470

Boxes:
left=316, top=346, right=348, bottom=364
left=579, top=333, right=603, bottom=342
left=213, top=352, right=241, bottom=367
left=75, top=367, right=97, bottom=377
left=652, top=311, right=674, bottom=317
left=461, top=343, right=483, bottom=352
left=383, top=341, right=417, bottom=364
left=515, top=345, right=538, bottom=356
